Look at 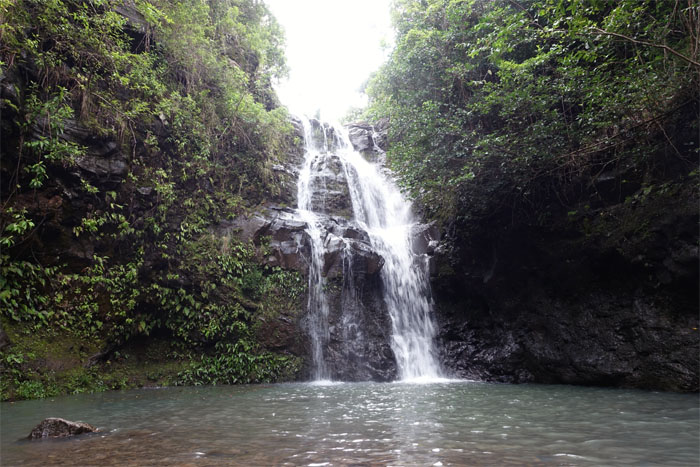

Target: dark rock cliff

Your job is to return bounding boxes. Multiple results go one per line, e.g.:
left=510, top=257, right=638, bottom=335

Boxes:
left=232, top=119, right=398, bottom=381
left=430, top=161, right=699, bottom=392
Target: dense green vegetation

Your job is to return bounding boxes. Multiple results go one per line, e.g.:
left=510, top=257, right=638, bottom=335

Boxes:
left=1, top=0, right=697, bottom=399
left=359, top=0, right=698, bottom=392
left=366, top=0, right=698, bottom=224
left=0, top=0, right=303, bottom=400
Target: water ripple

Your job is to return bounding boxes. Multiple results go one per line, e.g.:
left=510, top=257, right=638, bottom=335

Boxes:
left=2, top=382, right=698, bottom=466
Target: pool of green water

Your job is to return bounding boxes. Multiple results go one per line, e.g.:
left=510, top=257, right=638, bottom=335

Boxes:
left=2, top=381, right=698, bottom=465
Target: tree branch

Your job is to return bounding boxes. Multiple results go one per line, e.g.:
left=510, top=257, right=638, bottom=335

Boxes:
left=505, top=0, right=543, bottom=29
left=588, top=27, right=700, bottom=68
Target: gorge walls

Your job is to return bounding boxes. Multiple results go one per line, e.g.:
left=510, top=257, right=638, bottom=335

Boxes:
left=429, top=162, right=699, bottom=392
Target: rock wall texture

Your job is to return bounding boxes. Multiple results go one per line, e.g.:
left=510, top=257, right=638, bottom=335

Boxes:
left=430, top=174, right=698, bottom=392
left=235, top=119, right=398, bottom=381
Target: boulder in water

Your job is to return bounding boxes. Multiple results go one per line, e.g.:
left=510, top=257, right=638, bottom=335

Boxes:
left=28, top=418, right=98, bottom=439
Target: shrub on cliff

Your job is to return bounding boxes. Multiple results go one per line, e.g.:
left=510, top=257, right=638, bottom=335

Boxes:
left=366, top=0, right=698, bottom=224
left=0, top=0, right=300, bottom=397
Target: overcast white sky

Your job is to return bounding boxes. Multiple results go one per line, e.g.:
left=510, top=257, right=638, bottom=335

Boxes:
left=265, top=0, right=394, bottom=121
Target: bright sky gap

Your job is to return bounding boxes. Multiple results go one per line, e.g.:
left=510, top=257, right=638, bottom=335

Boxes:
left=265, top=0, right=394, bottom=121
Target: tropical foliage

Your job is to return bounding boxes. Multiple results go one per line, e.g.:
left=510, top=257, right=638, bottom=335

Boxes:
left=0, top=0, right=301, bottom=399
left=366, top=0, right=698, bottom=223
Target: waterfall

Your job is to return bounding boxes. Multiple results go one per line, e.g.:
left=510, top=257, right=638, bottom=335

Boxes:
left=296, top=119, right=332, bottom=381
left=297, top=117, right=441, bottom=381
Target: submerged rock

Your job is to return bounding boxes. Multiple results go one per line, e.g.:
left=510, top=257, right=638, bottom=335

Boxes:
left=28, top=418, right=98, bottom=439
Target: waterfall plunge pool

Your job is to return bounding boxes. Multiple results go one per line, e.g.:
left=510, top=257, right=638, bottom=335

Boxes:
left=2, top=381, right=698, bottom=465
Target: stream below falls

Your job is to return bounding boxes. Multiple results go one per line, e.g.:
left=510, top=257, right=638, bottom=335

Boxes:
left=2, top=381, right=698, bottom=466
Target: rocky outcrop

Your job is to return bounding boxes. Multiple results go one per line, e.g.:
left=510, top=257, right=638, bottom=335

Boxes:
left=314, top=217, right=396, bottom=381
left=319, top=225, right=395, bottom=381
left=431, top=182, right=699, bottom=391
left=28, top=418, right=98, bottom=439
left=114, top=1, right=152, bottom=53
left=221, top=207, right=308, bottom=271
left=347, top=124, right=374, bottom=153
left=346, top=120, right=389, bottom=158
left=307, top=153, right=354, bottom=219
left=75, top=152, right=128, bottom=178
left=31, top=114, right=129, bottom=180
left=224, top=205, right=398, bottom=381
left=410, top=222, right=440, bottom=256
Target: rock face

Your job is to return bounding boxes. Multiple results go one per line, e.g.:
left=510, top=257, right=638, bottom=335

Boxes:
left=341, top=118, right=698, bottom=392
left=297, top=119, right=401, bottom=381
left=347, top=124, right=374, bottom=153
left=217, top=197, right=396, bottom=381
left=226, top=209, right=398, bottom=381
left=232, top=117, right=436, bottom=382
left=315, top=217, right=396, bottom=382
left=346, top=120, right=389, bottom=158
left=28, top=418, right=98, bottom=439
left=308, top=153, right=354, bottom=218
left=431, top=185, right=699, bottom=391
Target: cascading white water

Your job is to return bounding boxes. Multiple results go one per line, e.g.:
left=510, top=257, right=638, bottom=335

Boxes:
left=297, top=118, right=332, bottom=380
left=297, top=117, right=441, bottom=381
left=335, top=128, right=441, bottom=380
